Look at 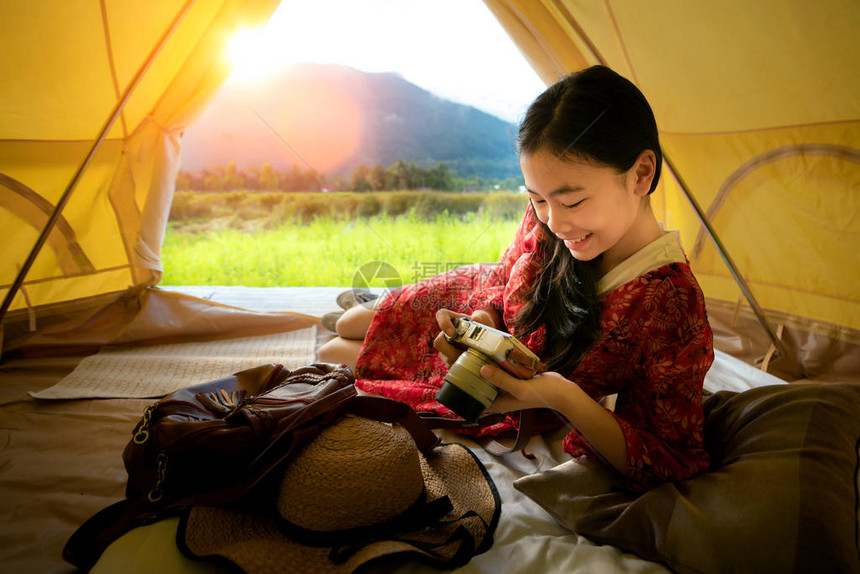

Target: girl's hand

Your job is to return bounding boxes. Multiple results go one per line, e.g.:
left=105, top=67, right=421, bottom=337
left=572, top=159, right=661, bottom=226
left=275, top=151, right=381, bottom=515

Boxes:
left=483, top=364, right=630, bottom=476
left=432, top=308, right=502, bottom=367
left=480, top=363, right=575, bottom=413
left=432, top=309, right=470, bottom=367
left=469, top=307, right=502, bottom=330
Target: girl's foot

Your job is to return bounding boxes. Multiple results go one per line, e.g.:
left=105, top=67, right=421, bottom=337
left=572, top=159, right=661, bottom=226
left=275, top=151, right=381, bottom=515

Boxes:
left=321, top=311, right=343, bottom=332
left=336, top=290, right=379, bottom=310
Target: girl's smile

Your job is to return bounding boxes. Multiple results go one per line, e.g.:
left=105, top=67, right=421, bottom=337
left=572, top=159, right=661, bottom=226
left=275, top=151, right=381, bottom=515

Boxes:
left=520, top=148, right=662, bottom=275
left=563, top=234, right=592, bottom=251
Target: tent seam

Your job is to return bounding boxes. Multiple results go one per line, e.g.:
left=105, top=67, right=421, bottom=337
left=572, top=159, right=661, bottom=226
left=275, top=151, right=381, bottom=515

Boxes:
left=0, top=265, right=132, bottom=291
left=100, top=0, right=128, bottom=139
left=660, top=118, right=860, bottom=137
left=602, top=0, right=638, bottom=84
left=550, top=0, right=606, bottom=66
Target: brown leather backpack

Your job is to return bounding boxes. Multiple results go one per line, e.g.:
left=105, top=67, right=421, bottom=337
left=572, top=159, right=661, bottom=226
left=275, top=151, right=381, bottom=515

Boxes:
left=63, top=362, right=440, bottom=571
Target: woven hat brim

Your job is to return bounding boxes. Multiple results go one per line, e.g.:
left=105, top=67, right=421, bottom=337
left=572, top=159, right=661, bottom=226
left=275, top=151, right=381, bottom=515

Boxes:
left=178, top=442, right=500, bottom=574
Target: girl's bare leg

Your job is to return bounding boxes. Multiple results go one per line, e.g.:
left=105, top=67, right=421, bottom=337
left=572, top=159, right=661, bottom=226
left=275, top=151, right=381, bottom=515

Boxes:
left=316, top=337, right=364, bottom=370
left=333, top=301, right=376, bottom=339
left=316, top=301, right=377, bottom=369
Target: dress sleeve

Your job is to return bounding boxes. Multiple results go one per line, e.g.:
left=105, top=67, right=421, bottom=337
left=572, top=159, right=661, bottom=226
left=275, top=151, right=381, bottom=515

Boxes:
left=466, top=205, right=539, bottom=313
left=564, top=268, right=713, bottom=491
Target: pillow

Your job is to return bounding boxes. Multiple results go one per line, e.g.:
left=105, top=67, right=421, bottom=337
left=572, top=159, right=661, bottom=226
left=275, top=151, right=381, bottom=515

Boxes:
left=514, top=383, right=860, bottom=574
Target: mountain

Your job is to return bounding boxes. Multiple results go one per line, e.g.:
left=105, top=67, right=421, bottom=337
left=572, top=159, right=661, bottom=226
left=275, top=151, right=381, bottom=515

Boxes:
left=179, top=63, right=521, bottom=179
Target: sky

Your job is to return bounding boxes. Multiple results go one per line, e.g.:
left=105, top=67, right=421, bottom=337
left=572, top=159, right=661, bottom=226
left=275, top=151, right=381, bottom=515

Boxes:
left=224, top=0, right=547, bottom=123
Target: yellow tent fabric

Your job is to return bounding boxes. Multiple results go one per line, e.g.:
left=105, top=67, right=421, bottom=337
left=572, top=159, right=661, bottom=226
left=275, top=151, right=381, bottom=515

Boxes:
left=1, top=0, right=857, bottom=355
left=0, top=0, right=279, bottom=324
left=485, top=0, right=860, bottom=340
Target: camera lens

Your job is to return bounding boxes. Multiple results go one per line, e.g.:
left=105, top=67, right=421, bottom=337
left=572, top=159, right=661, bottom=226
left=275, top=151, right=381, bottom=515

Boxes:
left=436, top=349, right=499, bottom=422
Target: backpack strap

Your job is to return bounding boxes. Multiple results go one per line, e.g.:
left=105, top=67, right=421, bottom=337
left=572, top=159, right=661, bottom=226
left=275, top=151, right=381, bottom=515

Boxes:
left=63, top=498, right=148, bottom=571
left=344, top=395, right=440, bottom=452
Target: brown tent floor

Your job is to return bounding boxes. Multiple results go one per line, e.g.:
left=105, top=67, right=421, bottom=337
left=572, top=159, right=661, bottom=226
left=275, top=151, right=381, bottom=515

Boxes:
left=0, top=287, right=856, bottom=573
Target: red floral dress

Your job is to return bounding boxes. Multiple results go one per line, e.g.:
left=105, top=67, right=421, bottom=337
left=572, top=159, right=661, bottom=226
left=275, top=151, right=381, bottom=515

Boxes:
left=355, top=207, right=713, bottom=491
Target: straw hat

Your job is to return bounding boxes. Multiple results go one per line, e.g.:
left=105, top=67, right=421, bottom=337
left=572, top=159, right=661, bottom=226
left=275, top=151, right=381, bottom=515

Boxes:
left=178, top=414, right=500, bottom=573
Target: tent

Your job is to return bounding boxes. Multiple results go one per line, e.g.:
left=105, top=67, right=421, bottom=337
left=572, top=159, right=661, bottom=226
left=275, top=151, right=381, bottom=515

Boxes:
left=1, top=3, right=859, bottom=572
left=1, top=0, right=859, bottom=376
left=484, top=0, right=860, bottom=377
left=1, top=0, right=286, bottom=351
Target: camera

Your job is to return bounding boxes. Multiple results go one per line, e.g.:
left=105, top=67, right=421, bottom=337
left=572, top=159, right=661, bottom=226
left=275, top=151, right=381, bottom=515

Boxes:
left=435, top=317, right=545, bottom=422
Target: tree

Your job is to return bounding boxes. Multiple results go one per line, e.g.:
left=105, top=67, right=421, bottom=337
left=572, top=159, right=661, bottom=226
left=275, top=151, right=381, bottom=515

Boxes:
left=350, top=164, right=372, bottom=192
left=259, top=162, right=278, bottom=190
left=406, top=162, right=423, bottom=189
left=202, top=167, right=225, bottom=191
left=176, top=171, right=192, bottom=190
left=242, top=168, right=260, bottom=190
left=309, top=170, right=326, bottom=192
left=386, top=159, right=406, bottom=190
left=328, top=175, right=349, bottom=191
left=224, top=161, right=241, bottom=190
left=424, top=162, right=451, bottom=190
left=369, top=164, right=387, bottom=191
left=280, top=164, right=302, bottom=191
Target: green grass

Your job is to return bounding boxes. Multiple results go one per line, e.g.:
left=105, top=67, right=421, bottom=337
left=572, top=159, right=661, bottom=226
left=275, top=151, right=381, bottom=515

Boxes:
left=168, top=189, right=529, bottom=224
left=161, top=210, right=521, bottom=287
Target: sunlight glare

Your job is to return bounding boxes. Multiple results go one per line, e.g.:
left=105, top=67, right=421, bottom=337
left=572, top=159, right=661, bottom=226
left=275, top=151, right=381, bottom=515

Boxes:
left=226, top=28, right=285, bottom=83
left=225, top=1, right=545, bottom=121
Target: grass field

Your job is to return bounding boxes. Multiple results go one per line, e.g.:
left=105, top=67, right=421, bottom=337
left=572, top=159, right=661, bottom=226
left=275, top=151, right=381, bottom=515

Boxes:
left=161, top=192, right=526, bottom=287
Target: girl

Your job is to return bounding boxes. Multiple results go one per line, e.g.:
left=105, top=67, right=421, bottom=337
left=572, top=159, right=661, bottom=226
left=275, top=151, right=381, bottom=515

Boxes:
left=318, top=66, right=712, bottom=491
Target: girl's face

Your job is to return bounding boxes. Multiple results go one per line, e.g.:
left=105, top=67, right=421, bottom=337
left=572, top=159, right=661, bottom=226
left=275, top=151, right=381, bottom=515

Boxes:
left=520, top=148, right=658, bottom=274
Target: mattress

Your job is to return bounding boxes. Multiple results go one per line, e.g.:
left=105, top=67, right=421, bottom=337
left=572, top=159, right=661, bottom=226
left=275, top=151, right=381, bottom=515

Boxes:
left=2, top=286, right=849, bottom=574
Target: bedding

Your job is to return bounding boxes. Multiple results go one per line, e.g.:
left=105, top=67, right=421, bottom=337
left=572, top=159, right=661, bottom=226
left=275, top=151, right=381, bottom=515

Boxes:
left=0, top=286, right=855, bottom=574
left=86, top=348, right=790, bottom=574
left=515, top=383, right=860, bottom=573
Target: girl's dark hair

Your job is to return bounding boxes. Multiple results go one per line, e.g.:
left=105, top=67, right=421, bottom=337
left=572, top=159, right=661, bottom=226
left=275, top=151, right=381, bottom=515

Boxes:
left=514, top=65, right=662, bottom=375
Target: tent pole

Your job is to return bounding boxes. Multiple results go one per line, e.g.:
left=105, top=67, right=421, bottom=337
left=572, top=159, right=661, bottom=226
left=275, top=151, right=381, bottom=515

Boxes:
left=0, top=0, right=194, bottom=326
left=662, top=153, right=801, bottom=375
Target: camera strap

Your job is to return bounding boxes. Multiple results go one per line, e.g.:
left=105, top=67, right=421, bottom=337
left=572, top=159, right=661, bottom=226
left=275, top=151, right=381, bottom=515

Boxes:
left=508, top=347, right=547, bottom=375
left=419, top=409, right=535, bottom=457
left=481, top=409, right=535, bottom=456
